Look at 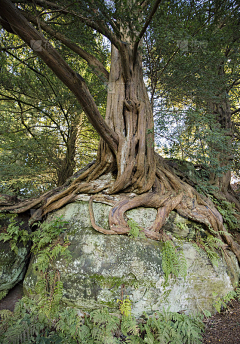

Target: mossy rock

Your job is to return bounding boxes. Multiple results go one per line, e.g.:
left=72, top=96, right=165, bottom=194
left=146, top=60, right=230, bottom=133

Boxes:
left=23, top=201, right=240, bottom=317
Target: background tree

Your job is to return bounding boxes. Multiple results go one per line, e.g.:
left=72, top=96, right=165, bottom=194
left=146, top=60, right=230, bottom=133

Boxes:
left=145, top=0, right=240, bottom=206
left=0, top=28, right=105, bottom=195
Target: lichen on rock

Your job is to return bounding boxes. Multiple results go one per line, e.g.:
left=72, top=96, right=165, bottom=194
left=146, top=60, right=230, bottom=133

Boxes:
left=23, top=200, right=240, bottom=317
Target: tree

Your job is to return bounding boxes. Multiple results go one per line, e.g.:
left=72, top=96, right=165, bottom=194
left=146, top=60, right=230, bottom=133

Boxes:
left=0, top=29, right=102, bottom=194
left=1, top=0, right=240, bottom=262
left=146, top=0, right=240, bottom=206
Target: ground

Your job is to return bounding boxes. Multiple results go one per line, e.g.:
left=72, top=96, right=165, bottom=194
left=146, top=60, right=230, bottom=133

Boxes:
left=1, top=283, right=240, bottom=343
left=202, top=299, right=240, bottom=344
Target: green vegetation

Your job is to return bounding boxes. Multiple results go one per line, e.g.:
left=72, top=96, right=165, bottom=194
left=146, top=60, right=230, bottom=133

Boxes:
left=0, top=214, right=29, bottom=254
left=0, top=296, right=206, bottom=344
left=0, top=215, right=205, bottom=344
left=212, top=198, right=240, bottom=231
left=1, top=0, right=240, bottom=342
left=213, top=287, right=240, bottom=313
left=127, top=218, right=145, bottom=239
left=161, top=241, right=187, bottom=283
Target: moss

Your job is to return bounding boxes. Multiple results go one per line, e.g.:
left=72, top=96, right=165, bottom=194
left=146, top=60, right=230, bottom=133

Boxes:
left=89, top=274, right=140, bottom=291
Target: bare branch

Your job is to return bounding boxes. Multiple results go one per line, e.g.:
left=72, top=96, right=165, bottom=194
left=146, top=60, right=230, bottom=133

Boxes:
left=231, top=108, right=240, bottom=116
left=133, top=0, right=162, bottom=63
left=21, top=10, right=109, bottom=81
left=13, top=0, right=121, bottom=48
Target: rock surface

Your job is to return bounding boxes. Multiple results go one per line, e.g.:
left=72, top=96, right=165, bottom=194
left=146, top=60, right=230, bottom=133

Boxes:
left=0, top=217, right=31, bottom=297
left=24, top=199, right=240, bottom=317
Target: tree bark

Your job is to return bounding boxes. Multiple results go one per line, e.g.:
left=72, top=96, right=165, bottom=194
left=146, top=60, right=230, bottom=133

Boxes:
left=207, top=98, right=240, bottom=209
left=93, top=45, right=156, bottom=194
left=56, top=113, right=83, bottom=186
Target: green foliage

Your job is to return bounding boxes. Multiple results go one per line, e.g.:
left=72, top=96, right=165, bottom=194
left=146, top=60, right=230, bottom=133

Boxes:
left=192, top=232, right=222, bottom=268
left=0, top=297, right=206, bottom=344
left=117, top=296, right=132, bottom=317
left=0, top=26, right=103, bottom=196
left=0, top=215, right=29, bottom=254
left=212, top=198, right=240, bottom=231
left=0, top=290, right=8, bottom=301
left=213, top=290, right=236, bottom=313
left=213, top=286, right=240, bottom=313
left=89, top=308, right=120, bottom=343
left=161, top=241, right=187, bottom=283
left=127, top=218, right=145, bottom=239
left=142, top=308, right=204, bottom=344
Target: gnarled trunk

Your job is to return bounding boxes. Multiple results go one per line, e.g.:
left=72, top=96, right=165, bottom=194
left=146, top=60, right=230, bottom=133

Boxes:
left=79, top=45, right=156, bottom=194
left=103, top=45, right=155, bottom=193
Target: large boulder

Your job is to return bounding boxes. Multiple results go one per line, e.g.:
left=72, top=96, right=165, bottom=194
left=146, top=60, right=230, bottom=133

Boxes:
left=0, top=215, right=31, bottom=299
left=23, top=198, right=240, bottom=316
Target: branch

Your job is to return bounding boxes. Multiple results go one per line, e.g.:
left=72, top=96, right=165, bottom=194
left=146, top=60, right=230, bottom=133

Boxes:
left=133, top=0, right=162, bottom=63
left=21, top=9, right=109, bottom=81
left=2, top=49, right=70, bottom=129
left=231, top=108, right=240, bottom=116
left=0, top=0, right=118, bottom=154
left=14, top=0, right=120, bottom=48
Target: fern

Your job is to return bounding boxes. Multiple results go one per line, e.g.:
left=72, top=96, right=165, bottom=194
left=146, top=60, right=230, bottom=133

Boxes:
left=127, top=218, right=145, bottom=238
left=161, top=241, right=187, bottom=283
left=192, top=233, right=222, bottom=268
left=210, top=198, right=240, bottom=231
left=213, top=290, right=237, bottom=313
left=90, top=308, right=120, bottom=343
left=31, top=216, right=69, bottom=253
left=0, top=215, right=29, bottom=254
left=57, top=308, right=93, bottom=343
left=143, top=309, right=204, bottom=344
left=0, top=309, right=13, bottom=320
left=121, top=316, right=138, bottom=335
left=117, top=296, right=132, bottom=317
left=0, top=289, right=8, bottom=301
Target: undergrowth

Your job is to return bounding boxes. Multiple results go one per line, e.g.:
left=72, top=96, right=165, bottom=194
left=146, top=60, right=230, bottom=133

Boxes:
left=210, top=197, right=240, bottom=231
left=0, top=297, right=205, bottom=344
left=0, top=214, right=29, bottom=254
left=2, top=213, right=231, bottom=343
left=213, top=286, right=240, bottom=313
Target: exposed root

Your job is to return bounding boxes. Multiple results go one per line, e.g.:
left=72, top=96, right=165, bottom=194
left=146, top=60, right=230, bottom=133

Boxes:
left=1, top=153, right=240, bottom=267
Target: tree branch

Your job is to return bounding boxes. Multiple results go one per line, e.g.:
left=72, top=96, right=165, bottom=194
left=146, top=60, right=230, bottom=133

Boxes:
left=231, top=108, right=240, bottom=116
left=20, top=9, right=109, bottom=81
left=13, top=0, right=121, bottom=48
left=133, top=0, right=162, bottom=63
left=0, top=0, right=118, bottom=154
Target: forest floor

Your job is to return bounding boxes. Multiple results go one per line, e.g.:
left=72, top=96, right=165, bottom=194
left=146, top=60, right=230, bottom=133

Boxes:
left=202, top=298, right=240, bottom=344
left=1, top=283, right=240, bottom=343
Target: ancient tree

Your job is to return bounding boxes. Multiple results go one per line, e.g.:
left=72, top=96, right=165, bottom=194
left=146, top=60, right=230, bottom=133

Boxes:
left=1, top=0, right=240, bottom=262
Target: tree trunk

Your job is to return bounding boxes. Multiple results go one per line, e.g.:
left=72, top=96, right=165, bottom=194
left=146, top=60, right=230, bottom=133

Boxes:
left=84, top=45, right=156, bottom=194
left=207, top=98, right=240, bottom=209
left=56, top=113, right=83, bottom=186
